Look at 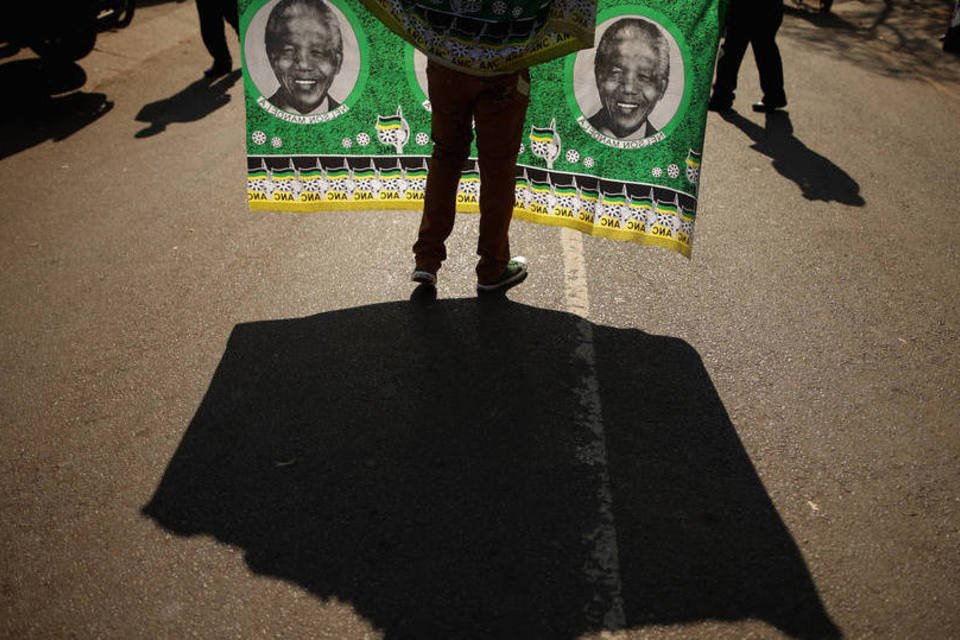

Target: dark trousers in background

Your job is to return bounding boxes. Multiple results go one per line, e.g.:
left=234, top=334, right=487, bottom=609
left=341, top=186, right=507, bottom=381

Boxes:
left=712, top=0, right=786, bottom=107
left=945, top=0, right=960, bottom=53
left=414, top=61, right=530, bottom=284
left=197, top=0, right=239, bottom=65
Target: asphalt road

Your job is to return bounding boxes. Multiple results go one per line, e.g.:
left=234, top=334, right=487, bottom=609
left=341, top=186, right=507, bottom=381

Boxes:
left=1, top=0, right=958, bottom=638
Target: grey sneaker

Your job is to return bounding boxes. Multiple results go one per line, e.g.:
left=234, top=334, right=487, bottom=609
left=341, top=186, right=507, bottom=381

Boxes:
left=411, top=269, right=437, bottom=286
left=477, top=257, right=528, bottom=294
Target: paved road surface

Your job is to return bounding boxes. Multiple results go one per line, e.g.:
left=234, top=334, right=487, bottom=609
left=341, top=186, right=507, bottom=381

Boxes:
left=1, top=0, right=958, bottom=637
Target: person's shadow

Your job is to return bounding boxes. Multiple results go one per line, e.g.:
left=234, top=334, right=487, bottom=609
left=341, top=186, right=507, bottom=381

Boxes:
left=0, top=58, right=113, bottom=159
left=722, top=110, right=865, bottom=206
left=134, top=70, right=241, bottom=138
left=143, top=295, right=841, bottom=639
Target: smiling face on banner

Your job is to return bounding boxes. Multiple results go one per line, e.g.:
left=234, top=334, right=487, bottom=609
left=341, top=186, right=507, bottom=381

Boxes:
left=570, top=13, right=686, bottom=148
left=592, top=19, right=669, bottom=139
left=265, top=0, right=344, bottom=114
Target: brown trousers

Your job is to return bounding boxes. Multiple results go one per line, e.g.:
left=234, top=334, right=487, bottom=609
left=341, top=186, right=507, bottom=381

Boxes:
left=413, top=61, right=531, bottom=284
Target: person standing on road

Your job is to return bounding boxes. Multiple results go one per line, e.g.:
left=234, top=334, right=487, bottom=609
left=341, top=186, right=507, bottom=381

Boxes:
left=708, top=0, right=787, bottom=113
left=197, top=0, right=239, bottom=78
left=357, top=1, right=594, bottom=294
left=411, top=62, right=532, bottom=294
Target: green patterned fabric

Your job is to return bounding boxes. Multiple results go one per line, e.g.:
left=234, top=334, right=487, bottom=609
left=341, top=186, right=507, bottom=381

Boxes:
left=359, top=0, right=596, bottom=74
left=242, top=0, right=723, bottom=257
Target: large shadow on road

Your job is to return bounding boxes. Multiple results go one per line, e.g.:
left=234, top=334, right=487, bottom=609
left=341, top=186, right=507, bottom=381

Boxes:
left=143, top=295, right=840, bottom=639
left=134, top=70, right=241, bottom=138
left=723, top=110, right=864, bottom=206
left=0, top=58, right=113, bottom=159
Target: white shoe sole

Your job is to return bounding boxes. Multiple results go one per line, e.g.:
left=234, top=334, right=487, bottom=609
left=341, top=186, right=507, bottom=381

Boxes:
left=411, top=270, right=437, bottom=286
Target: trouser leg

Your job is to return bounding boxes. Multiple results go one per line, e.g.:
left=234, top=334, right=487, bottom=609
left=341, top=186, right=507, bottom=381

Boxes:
left=752, top=9, right=786, bottom=106
left=414, top=62, right=476, bottom=273
left=946, top=0, right=960, bottom=52
left=196, top=0, right=230, bottom=63
left=473, top=70, right=529, bottom=284
left=222, top=0, right=239, bottom=34
left=712, top=22, right=750, bottom=103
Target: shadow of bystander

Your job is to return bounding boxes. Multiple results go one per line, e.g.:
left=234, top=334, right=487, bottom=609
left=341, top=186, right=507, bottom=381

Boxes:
left=723, top=109, right=865, bottom=205
left=134, top=70, right=241, bottom=138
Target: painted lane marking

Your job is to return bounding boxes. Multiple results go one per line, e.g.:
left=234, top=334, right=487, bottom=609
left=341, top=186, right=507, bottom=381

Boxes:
left=560, top=227, right=627, bottom=630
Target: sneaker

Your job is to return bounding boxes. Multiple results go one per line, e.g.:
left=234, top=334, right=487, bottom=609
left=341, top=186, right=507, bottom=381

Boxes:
left=477, top=257, right=528, bottom=294
left=411, top=269, right=437, bottom=286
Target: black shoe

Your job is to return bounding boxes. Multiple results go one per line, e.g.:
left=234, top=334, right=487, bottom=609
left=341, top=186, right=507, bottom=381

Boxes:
left=204, top=59, right=232, bottom=79
left=751, top=100, right=787, bottom=113
left=707, top=96, right=733, bottom=112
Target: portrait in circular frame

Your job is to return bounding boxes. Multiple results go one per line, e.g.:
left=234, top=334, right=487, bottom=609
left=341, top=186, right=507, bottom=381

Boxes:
left=568, top=10, right=687, bottom=148
left=244, top=0, right=364, bottom=122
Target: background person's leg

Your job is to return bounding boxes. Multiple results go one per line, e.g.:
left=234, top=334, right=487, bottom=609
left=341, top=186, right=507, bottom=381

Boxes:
left=751, top=6, right=787, bottom=108
left=710, top=20, right=750, bottom=108
left=196, top=0, right=231, bottom=75
left=222, top=0, right=239, bottom=34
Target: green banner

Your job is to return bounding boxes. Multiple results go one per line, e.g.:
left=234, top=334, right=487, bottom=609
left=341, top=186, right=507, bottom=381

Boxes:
left=242, top=0, right=722, bottom=257
left=359, top=0, right=596, bottom=74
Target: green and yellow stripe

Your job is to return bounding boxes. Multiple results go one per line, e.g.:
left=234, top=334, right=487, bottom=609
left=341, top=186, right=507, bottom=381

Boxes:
left=602, top=193, right=627, bottom=206
left=376, top=116, right=404, bottom=131
left=529, top=127, right=555, bottom=144
left=380, top=167, right=403, bottom=180
left=656, top=201, right=678, bottom=216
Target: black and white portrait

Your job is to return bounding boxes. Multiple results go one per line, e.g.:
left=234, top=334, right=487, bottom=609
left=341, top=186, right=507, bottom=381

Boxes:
left=244, top=0, right=361, bottom=119
left=572, top=15, right=685, bottom=145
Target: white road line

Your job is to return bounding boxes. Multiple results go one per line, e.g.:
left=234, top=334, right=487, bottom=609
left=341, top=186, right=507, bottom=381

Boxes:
left=560, top=227, right=627, bottom=630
